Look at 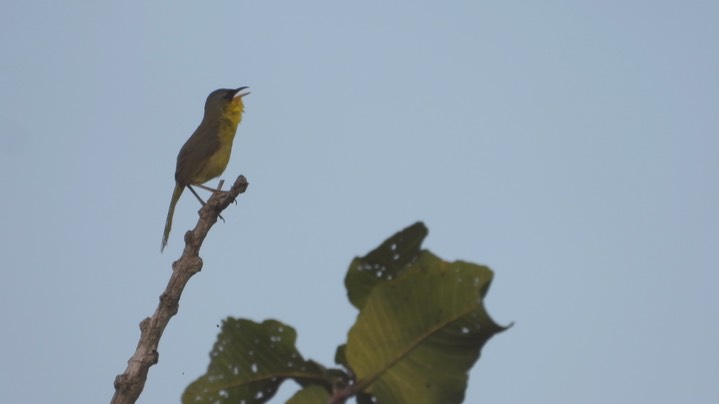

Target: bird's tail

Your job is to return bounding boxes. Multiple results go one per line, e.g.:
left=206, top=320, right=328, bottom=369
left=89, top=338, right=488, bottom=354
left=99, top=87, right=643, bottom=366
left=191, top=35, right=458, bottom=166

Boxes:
left=161, top=184, right=184, bottom=252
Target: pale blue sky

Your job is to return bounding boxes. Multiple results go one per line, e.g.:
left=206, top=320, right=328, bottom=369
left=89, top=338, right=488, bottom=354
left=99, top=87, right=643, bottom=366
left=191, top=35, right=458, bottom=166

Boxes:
left=1, top=1, right=717, bottom=403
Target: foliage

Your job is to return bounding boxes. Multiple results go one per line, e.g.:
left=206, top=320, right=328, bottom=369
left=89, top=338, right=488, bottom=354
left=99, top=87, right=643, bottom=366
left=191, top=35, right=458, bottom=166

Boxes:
left=183, top=222, right=508, bottom=403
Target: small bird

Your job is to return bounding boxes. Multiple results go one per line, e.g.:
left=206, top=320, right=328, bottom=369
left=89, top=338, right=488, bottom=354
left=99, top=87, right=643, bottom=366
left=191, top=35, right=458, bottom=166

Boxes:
left=161, top=87, right=250, bottom=252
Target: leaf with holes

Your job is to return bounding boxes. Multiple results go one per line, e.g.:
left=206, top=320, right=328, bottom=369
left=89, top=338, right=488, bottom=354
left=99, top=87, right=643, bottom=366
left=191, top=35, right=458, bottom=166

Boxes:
left=345, top=222, right=428, bottom=310
left=182, top=319, right=331, bottom=404
left=345, top=251, right=509, bottom=404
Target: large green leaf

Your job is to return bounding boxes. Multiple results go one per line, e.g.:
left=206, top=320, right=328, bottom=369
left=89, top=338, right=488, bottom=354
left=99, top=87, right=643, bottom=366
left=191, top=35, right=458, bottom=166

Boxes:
left=286, top=385, right=331, bottom=404
left=183, top=319, right=331, bottom=404
left=345, top=222, right=428, bottom=310
left=345, top=251, right=508, bottom=403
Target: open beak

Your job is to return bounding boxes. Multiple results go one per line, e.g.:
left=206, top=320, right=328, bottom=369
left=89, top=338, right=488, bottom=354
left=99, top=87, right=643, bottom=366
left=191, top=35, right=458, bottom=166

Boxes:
left=233, top=86, right=250, bottom=98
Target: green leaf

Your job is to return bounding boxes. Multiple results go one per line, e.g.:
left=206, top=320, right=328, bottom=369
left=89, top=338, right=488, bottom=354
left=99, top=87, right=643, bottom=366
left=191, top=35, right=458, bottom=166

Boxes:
left=182, top=319, right=330, bottom=404
left=345, top=222, right=428, bottom=310
left=286, top=385, right=331, bottom=404
left=345, top=251, right=508, bottom=404
left=334, top=344, right=348, bottom=369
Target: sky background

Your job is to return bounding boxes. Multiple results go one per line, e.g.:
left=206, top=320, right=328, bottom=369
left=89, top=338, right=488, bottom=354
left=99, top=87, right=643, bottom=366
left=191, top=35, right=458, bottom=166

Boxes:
left=1, top=1, right=718, bottom=403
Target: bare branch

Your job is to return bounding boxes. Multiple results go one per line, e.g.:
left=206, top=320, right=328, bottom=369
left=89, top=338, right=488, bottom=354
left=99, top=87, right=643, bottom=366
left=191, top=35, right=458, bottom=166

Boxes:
left=111, top=175, right=249, bottom=404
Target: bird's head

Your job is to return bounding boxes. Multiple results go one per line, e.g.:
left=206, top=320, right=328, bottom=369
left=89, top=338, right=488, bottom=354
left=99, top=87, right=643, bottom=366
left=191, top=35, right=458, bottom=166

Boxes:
left=204, top=86, right=250, bottom=117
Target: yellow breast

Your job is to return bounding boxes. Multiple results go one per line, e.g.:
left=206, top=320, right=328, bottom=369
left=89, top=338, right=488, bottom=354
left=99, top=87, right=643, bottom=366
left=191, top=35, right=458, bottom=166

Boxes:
left=191, top=97, right=245, bottom=184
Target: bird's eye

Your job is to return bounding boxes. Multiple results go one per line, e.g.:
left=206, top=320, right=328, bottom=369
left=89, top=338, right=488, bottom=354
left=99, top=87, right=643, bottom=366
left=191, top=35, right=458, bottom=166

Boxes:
left=224, top=91, right=235, bottom=100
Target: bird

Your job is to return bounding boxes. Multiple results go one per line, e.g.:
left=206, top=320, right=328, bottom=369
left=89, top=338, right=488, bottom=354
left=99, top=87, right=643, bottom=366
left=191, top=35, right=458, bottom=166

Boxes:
left=161, top=86, right=250, bottom=252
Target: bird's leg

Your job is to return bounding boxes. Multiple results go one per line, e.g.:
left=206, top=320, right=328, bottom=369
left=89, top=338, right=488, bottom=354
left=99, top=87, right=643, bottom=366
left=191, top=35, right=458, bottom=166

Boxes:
left=195, top=181, right=228, bottom=193
left=195, top=180, right=237, bottom=205
left=187, top=185, right=225, bottom=222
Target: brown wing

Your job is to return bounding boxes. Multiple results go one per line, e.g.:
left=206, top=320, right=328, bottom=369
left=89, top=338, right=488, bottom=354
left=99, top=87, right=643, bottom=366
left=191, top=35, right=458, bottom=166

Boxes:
left=174, top=120, right=220, bottom=186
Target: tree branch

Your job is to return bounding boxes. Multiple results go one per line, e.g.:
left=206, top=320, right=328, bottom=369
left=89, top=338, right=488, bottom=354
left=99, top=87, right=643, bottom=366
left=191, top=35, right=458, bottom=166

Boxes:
left=111, top=175, right=249, bottom=404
